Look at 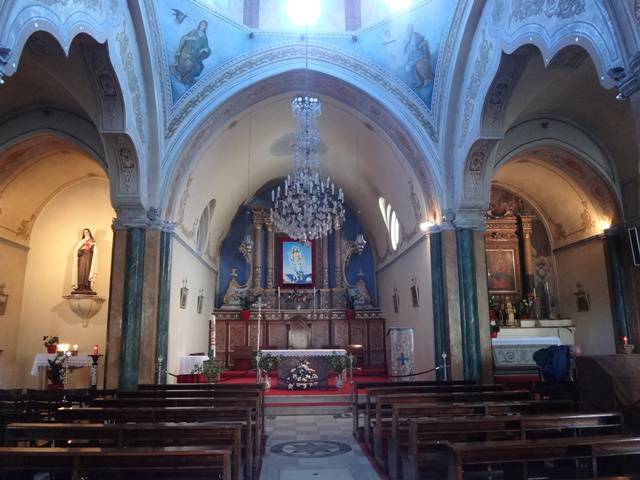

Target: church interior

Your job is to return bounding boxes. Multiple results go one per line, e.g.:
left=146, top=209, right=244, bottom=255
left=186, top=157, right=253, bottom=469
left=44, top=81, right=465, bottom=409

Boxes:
left=1, top=0, right=640, bottom=478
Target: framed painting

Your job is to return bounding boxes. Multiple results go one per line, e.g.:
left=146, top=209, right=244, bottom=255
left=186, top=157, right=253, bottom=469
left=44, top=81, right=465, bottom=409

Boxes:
left=278, top=236, right=316, bottom=288
left=486, top=248, right=518, bottom=294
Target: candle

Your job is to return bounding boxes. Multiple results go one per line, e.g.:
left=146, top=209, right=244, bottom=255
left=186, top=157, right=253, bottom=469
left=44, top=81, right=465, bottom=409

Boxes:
left=93, top=344, right=99, bottom=355
left=623, top=336, right=629, bottom=346
left=72, top=344, right=78, bottom=352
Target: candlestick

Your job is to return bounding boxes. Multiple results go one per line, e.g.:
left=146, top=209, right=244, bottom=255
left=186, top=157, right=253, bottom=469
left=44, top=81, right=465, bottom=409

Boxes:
left=624, top=336, right=629, bottom=346
left=278, top=286, right=281, bottom=312
left=93, top=344, right=99, bottom=355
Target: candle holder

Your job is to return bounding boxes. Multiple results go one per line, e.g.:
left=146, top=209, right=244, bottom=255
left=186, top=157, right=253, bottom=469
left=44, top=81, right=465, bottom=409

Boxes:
left=89, top=354, right=103, bottom=389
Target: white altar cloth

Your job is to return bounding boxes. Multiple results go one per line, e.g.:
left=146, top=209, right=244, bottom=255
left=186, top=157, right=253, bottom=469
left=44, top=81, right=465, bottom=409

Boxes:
left=177, top=355, right=210, bottom=375
left=31, top=353, right=94, bottom=376
left=261, top=349, right=347, bottom=357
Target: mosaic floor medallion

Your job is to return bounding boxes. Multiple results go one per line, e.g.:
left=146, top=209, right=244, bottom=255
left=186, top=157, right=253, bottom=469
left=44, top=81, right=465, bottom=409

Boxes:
left=271, top=440, right=352, bottom=458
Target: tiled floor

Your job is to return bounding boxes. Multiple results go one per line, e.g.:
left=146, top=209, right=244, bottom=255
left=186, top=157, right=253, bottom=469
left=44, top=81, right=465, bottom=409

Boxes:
left=259, top=414, right=381, bottom=480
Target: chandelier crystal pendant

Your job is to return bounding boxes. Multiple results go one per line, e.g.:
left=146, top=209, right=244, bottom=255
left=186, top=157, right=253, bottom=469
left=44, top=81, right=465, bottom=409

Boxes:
left=271, top=95, right=345, bottom=242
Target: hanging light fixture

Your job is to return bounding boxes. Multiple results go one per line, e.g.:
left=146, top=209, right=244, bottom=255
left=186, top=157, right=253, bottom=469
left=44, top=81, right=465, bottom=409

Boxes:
left=270, top=34, right=345, bottom=242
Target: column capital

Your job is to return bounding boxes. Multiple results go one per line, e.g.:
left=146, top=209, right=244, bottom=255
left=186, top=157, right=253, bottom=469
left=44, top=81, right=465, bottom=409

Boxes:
left=453, top=208, right=487, bottom=231
left=615, top=51, right=640, bottom=100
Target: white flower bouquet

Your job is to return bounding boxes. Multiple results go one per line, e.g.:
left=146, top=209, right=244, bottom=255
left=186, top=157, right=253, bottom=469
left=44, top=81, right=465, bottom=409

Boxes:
left=286, top=360, right=319, bottom=390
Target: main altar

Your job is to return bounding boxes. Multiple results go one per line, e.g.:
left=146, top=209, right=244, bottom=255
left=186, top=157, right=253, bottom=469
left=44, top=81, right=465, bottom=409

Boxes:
left=210, top=207, right=386, bottom=371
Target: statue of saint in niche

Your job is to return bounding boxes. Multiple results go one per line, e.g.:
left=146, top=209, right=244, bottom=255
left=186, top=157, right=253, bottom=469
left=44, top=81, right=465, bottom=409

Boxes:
left=170, top=20, right=211, bottom=86
left=72, top=228, right=98, bottom=295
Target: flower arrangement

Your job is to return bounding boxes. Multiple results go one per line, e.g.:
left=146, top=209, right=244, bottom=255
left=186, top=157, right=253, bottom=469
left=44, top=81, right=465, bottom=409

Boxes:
left=328, top=354, right=351, bottom=375
left=286, top=360, right=319, bottom=390
left=257, top=354, right=281, bottom=374
left=202, top=359, right=222, bottom=383
left=47, top=355, right=65, bottom=385
left=43, top=336, right=60, bottom=353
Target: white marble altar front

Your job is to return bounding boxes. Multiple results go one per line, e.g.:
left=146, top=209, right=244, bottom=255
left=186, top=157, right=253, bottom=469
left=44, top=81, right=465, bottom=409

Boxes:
left=492, top=321, right=576, bottom=372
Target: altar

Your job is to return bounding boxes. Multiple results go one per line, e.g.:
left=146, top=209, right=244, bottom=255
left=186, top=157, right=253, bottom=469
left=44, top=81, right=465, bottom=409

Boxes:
left=262, top=348, right=347, bottom=389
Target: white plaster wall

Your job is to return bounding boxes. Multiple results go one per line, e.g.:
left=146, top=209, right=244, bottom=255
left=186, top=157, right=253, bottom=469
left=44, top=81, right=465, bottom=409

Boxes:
left=377, top=237, right=435, bottom=378
left=167, top=237, right=216, bottom=382
left=0, top=240, right=28, bottom=387
left=13, top=177, right=114, bottom=388
left=555, top=238, right=616, bottom=355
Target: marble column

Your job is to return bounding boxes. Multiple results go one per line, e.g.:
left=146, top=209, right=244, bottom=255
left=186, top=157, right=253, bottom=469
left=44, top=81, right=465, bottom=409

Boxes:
left=333, top=222, right=346, bottom=308
left=155, top=226, right=173, bottom=384
left=441, top=229, right=464, bottom=380
left=252, top=221, right=264, bottom=291
left=119, top=227, right=146, bottom=390
left=320, top=236, right=331, bottom=309
left=104, top=226, right=128, bottom=389
left=429, top=231, right=447, bottom=381
left=138, top=228, right=161, bottom=385
left=473, top=230, right=493, bottom=384
left=604, top=227, right=631, bottom=349
left=456, top=228, right=482, bottom=382
left=265, top=222, right=275, bottom=289
left=521, top=215, right=535, bottom=294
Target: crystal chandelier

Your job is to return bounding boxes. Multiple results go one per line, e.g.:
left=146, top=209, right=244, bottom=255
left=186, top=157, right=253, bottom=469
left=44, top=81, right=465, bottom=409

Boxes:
left=271, top=95, right=345, bottom=242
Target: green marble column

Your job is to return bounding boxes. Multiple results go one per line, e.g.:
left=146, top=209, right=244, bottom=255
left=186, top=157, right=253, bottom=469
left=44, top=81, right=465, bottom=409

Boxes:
left=430, top=231, right=447, bottom=380
left=605, top=229, right=631, bottom=347
left=456, top=228, right=481, bottom=381
left=155, top=228, right=173, bottom=384
left=119, top=227, right=146, bottom=390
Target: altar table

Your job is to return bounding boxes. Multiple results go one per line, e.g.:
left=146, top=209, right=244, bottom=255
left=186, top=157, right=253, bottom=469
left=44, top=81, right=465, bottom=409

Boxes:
left=176, top=355, right=210, bottom=375
left=261, top=349, right=347, bottom=389
left=30, top=353, right=95, bottom=388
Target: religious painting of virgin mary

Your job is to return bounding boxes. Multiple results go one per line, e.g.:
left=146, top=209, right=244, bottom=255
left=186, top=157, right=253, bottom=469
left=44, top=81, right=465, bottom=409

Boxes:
left=486, top=249, right=517, bottom=293
left=278, top=237, right=315, bottom=287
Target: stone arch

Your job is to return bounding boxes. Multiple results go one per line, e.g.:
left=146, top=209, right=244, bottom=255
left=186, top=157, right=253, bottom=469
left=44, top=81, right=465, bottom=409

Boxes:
left=0, top=10, right=147, bottom=220
left=161, top=69, right=442, bottom=228
left=461, top=118, right=622, bottom=219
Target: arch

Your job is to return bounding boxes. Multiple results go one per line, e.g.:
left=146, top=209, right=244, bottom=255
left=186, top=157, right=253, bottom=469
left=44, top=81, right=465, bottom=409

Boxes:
left=161, top=69, right=442, bottom=227
left=461, top=118, right=623, bottom=217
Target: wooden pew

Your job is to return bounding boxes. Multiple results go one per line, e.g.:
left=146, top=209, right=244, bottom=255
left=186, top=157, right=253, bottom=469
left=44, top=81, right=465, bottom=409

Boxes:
left=354, top=383, right=504, bottom=441
left=385, top=399, right=575, bottom=480
left=87, top=396, right=263, bottom=462
left=0, top=445, right=232, bottom=479
left=402, top=412, right=624, bottom=480
left=55, top=405, right=257, bottom=479
left=446, top=435, right=640, bottom=480
left=366, top=389, right=532, bottom=452
left=138, top=383, right=264, bottom=391
left=352, top=381, right=475, bottom=437
left=4, top=421, right=245, bottom=480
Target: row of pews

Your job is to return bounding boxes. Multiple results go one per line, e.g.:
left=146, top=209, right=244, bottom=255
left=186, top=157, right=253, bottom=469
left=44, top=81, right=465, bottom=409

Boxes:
left=0, top=382, right=265, bottom=479
left=352, top=379, right=640, bottom=479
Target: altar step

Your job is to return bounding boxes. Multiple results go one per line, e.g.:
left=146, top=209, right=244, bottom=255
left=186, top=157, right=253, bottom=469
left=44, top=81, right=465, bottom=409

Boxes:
left=265, top=393, right=351, bottom=415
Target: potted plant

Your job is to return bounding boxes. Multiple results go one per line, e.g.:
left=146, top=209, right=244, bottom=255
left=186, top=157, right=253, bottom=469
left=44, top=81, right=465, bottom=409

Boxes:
left=239, top=293, right=258, bottom=321
left=190, top=364, right=206, bottom=383
left=257, top=354, right=280, bottom=390
left=202, top=359, right=222, bottom=383
left=328, top=354, right=351, bottom=389
left=345, top=294, right=356, bottom=321
left=490, top=322, right=500, bottom=339
left=43, top=336, right=59, bottom=354
left=47, top=355, right=65, bottom=389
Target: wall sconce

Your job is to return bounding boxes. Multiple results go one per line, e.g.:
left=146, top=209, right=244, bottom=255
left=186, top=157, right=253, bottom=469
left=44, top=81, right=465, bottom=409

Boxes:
left=0, top=284, right=8, bottom=315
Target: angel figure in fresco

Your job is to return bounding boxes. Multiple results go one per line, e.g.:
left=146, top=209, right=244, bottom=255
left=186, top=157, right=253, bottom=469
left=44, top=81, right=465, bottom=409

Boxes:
left=403, top=23, right=433, bottom=89
left=72, top=228, right=97, bottom=295
left=171, top=20, right=211, bottom=86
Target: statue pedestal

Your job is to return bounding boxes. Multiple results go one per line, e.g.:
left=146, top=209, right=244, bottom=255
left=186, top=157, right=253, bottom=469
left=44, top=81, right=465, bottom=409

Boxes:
left=63, top=294, right=106, bottom=325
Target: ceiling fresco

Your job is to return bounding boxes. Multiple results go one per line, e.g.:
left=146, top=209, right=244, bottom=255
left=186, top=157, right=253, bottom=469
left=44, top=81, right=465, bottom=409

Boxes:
left=155, top=0, right=457, bottom=108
